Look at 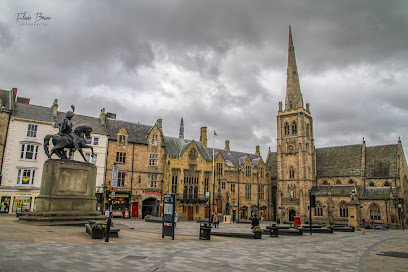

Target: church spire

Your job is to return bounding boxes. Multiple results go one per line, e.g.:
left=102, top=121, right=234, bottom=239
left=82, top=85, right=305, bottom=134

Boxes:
left=285, top=25, right=303, bottom=111
left=179, top=117, right=184, bottom=140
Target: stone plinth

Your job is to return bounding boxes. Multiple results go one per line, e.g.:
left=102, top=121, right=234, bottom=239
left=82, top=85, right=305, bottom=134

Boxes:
left=20, top=159, right=105, bottom=225
left=348, top=202, right=361, bottom=231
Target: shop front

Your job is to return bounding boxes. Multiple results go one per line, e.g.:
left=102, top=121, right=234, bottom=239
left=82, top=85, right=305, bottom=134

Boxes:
left=106, top=190, right=131, bottom=217
left=8, top=192, right=39, bottom=214
left=0, top=196, right=11, bottom=213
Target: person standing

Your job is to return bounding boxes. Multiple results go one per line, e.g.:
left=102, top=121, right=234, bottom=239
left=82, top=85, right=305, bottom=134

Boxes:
left=174, top=211, right=179, bottom=228
left=251, top=214, right=260, bottom=230
left=212, top=213, right=219, bottom=228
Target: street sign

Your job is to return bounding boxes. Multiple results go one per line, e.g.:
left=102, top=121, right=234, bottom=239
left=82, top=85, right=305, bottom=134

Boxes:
left=162, top=194, right=175, bottom=240
left=205, top=192, right=210, bottom=199
left=111, top=165, right=118, bottom=188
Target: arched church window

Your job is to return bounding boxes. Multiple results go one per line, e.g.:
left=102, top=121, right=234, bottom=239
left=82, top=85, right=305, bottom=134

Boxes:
left=284, top=123, right=290, bottom=136
left=292, top=121, right=297, bottom=135
left=323, top=180, right=328, bottom=185
left=315, top=201, right=323, bottom=216
left=289, top=167, right=295, bottom=179
left=369, top=182, right=375, bottom=187
left=339, top=202, right=348, bottom=217
left=336, top=180, right=342, bottom=185
left=384, top=181, right=390, bottom=187
left=370, top=203, right=381, bottom=220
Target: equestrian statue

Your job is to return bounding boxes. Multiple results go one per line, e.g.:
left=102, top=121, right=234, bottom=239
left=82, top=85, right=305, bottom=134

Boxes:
left=44, top=105, right=95, bottom=163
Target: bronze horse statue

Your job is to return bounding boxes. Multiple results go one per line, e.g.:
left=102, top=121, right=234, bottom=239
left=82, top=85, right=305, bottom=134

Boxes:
left=44, top=125, right=95, bottom=163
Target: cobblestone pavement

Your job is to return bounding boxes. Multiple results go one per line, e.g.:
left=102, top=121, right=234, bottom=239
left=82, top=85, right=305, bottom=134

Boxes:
left=0, top=215, right=407, bottom=271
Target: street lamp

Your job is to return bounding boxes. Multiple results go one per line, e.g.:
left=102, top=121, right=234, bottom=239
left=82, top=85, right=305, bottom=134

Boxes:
left=237, top=168, right=241, bottom=223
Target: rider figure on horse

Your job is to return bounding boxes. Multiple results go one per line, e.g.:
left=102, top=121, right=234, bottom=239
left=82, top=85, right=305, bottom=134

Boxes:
left=59, top=111, right=79, bottom=151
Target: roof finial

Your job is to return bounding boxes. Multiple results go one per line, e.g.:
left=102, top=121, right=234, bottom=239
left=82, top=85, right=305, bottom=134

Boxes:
left=179, top=117, right=184, bottom=140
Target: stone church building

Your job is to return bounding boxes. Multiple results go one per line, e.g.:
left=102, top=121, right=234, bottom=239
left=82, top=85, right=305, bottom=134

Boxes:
left=266, top=27, right=408, bottom=228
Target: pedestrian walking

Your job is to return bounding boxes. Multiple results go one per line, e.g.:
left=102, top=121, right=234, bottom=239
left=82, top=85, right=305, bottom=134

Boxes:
left=174, top=211, right=179, bottom=228
left=212, top=213, right=219, bottom=228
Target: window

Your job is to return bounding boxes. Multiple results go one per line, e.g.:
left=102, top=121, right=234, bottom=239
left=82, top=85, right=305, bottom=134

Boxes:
left=16, top=169, right=35, bottom=185
left=259, top=168, right=264, bottom=178
left=222, top=181, right=226, bottom=190
left=348, top=179, right=354, bottom=184
left=189, top=148, right=197, bottom=159
left=196, top=205, right=199, bottom=213
left=86, top=137, right=99, bottom=146
left=26, top=124, right=38, bottom=138
left=84, top=153, right=97, bottom=164
left=284, top=122, right=290, bottom=136
left=339, top=202, right=348, bottom=217
left=245, top=166, right=251, bottom=177
left=119, top=135, right=126, bottom=145
left=231, top=183, right=235, bottom=193
left=204, top=173, right=209, bottom=193
left=384, top=181, right=390, bottom=187
left=116, top=152, right=126, bottom=163
left=20, top=144, right=39, bottom=160
left=245, top=184, right=251, bottom=199
left=258, top=185, right=264, bottom=200
left=315, top=201, right=323, bottom=216
left=118, top=171, right=125, bottom=187
left=370, top=204, right=381, bottom=220
left=291, top=121, right=297, bottom=135
left=172, top=170, right=178, bottom=194
left=149, top=154, right=158, bottom=166
left=148, top=174, right=158, bottom=188
left=323, top=180, right=328, bottom=185
left=289, top=167, right=295, bottom=179
left=216, top=163, right=223, bottom=176
left=152, top=135, right=158, bottom=146
left=306, top=123, right=310, bottom=138
left=369, top=182, right=375, bottom=187
left=336, top=180, right=342, bottom=185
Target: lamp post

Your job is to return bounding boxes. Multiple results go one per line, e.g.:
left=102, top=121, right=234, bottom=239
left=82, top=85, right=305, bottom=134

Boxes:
left=106, top=161, right=123, bottom=242
left=237, top=168, right=240, bottom=223
left=257, top=170, right=260, bottom=217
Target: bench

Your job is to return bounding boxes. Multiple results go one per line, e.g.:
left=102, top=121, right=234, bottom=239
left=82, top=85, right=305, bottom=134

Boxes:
left=211, top=231, right=261, bottom=239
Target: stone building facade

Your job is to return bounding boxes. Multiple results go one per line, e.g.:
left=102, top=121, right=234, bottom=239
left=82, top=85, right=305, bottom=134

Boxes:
left=266, top=27, right=408, bottom=228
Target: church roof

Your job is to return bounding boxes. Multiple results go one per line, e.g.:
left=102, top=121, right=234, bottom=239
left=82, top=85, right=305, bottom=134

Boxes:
left=365, top=144, right=398, bottom=178
left=266, top=151, right=278, bottom=178
left=361, top=187, right=397, bottom=199
left=106, top=119, right=152, bottom=144
left=311, top=185, right=357, bottom=196
left=316, top=145, right=362, bottom=177
left=164, top=136, right=211, bottom=161
left=208, top=148, right=261, bottom=168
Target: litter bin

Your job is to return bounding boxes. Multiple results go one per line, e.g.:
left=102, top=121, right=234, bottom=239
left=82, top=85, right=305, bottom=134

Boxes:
left=270, top=224, right=279, bottom=237
left=199, top=223, right=211, bottom=240
left=294, top=216, right=301, bottom=227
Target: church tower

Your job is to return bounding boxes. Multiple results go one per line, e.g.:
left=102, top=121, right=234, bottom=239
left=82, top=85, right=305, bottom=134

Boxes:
left=276, top=26, right=316, bottom=221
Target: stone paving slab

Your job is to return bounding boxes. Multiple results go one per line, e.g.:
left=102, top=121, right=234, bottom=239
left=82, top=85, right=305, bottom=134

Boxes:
left=0, top=215, right=407, bottom=271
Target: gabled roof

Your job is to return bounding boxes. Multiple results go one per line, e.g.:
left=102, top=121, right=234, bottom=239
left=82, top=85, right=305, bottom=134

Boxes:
left=365, top=144, right=398, bottom=178
left=0, top=89, right=12, bottom=110
left=12, top=102, right=55, bottom=123
left=316, top=144, right=362, bottom=177
left=361, top=187, right=397, bottom=199
left=164, top=136, right=211, bottom=161
left=56, top=112, right=107, bottom=135
left=106, top=119, right=152, bottom=144
left=208, top=148, right=261, bottom=168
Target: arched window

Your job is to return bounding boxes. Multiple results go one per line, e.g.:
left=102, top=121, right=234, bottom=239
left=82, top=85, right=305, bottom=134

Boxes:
left=289, top=167, right=295, bottom=179
left=291, top=121, right=297, bottom=135
left=323, top=180, right=328, bottom=185
left=315, top=201, right=323, bottom=217
left=369, top=182, right=375, bottom=187
left=348, top=179, right=354, bottom=184
left=339, top=202, right=348, bottom=217
left=384, top=181, right=390, bottom=187
left=370, top=204, right=381, bottom=220
left=188, top=186, right=193, bottom=198
left=284, top=123, right=290, bottom=136
left=194, top=186, right=198, bottom=198
left=183, top=186, right=188, bottom=198
left=289, top=101, right=293, bottom=110
left=336, top=180, right=342, bottom=185
left=306, top=123, right=310, bottom=138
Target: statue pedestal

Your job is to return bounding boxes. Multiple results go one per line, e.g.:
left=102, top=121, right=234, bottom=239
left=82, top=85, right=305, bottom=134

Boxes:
left=20, top=159, right=105, bottom=224
left=348, top=201, right=361, bottom=231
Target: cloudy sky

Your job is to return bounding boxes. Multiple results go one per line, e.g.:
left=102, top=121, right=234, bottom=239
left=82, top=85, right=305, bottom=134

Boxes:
left=1, top=0, right=407, bottom=158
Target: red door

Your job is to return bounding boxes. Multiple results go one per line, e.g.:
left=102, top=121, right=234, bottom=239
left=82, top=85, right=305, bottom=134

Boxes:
left=131, top=202, right=138, bottom=218
left=217, top=197, right=222, bottom=213
left=188, top=206, right=194, bottom=220
left=205, top=206, right=210, bottom=218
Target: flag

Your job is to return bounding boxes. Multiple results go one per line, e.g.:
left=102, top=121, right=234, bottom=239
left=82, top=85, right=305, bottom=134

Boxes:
left=214, top=130, right=217, bottom=136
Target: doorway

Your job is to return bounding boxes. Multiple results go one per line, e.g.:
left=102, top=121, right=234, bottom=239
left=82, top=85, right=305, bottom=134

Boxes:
left=188, top=206, right=194, bottom=220
left=217, top=196, right=222, bottom=213
left=289, top=209, right=296, bottom=222
left=131, top=202, right=139, bottom=218
left=142, top=198, right=158, bottom=219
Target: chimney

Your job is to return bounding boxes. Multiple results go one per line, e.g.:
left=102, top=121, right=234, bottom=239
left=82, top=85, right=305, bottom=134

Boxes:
left=225, top=140, right=230, bottom=152
left=100, top=108, right=107, bottom=124
left=16, top=97, right=30, bottom=104
left=51, top=99, right=58, bottom=121
left=200, top=127, right=207, bottom=147
left=256, top=145, right=260, bottom=156
left=157, top=119, right=163, bottom=131
left=306, top=103, right=310, bottom=113
left=11, top=88, right=17, bottom=102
